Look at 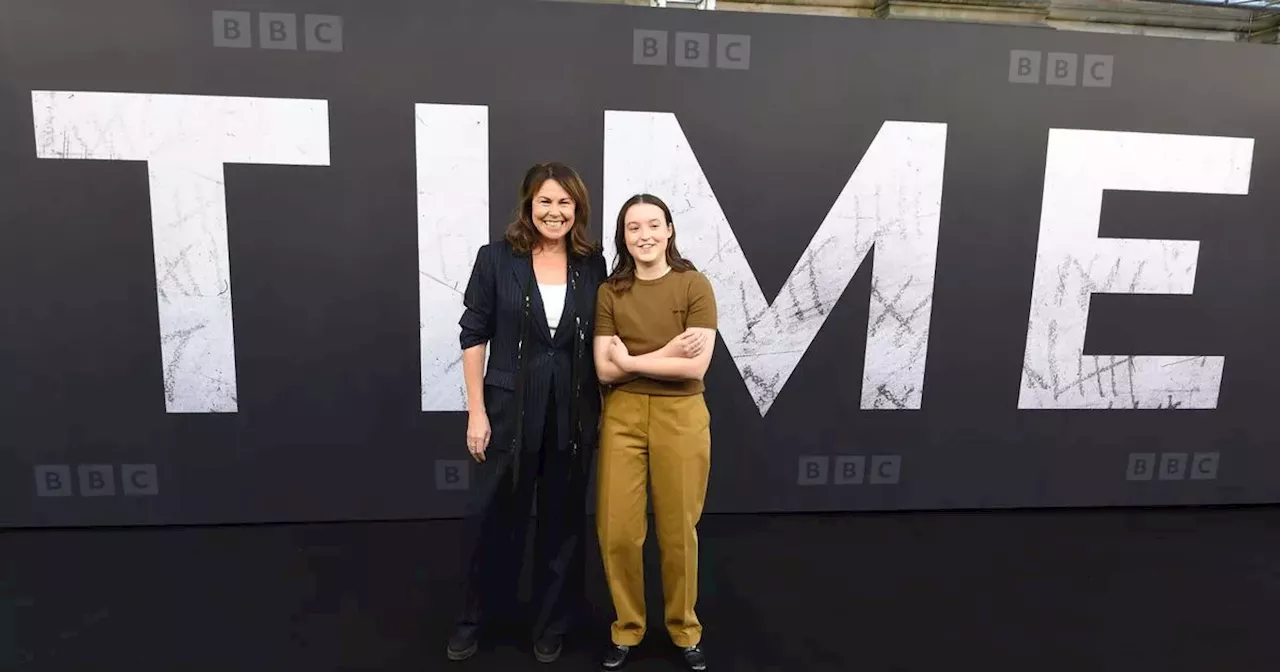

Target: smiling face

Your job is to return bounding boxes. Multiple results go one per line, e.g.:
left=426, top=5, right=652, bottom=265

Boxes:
left=623, top=202, right=671, bottom=268
left=531, top=178, right=576, bottom=246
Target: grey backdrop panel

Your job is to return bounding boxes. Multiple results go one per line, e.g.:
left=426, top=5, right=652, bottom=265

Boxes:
left=2, top=0, right=1279, bottom=528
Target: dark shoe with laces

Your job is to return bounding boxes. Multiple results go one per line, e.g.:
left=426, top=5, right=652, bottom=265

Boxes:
left=446, top=629, right=478, bottom=661
left=681, top=644, right=707, bottom=671
left=601, top=643, right=631, bottom=669
left=534, top=635, right=563, bottom=663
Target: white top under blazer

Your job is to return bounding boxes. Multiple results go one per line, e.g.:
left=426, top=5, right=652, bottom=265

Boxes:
left=539, top=282, right=567, bottom=337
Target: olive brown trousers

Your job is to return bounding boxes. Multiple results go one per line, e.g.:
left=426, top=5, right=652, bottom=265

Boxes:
left=596, top=388, right=712, bottom=648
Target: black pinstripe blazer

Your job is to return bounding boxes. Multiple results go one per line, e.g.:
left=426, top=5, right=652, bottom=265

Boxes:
left=459, top=240, right=607, bottom=479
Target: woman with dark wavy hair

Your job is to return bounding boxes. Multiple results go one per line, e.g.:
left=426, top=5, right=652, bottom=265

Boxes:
left=446, top=162, right=606, bottom=664
left=593, top=194, right=717, bottom=671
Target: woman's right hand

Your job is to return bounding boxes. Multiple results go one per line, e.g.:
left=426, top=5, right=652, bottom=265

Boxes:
left=466, top=410, right=491, bottom=462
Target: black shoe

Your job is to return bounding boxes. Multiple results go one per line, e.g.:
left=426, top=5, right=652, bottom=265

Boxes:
left=681, top=644, right=707, bottom=671
left=446, top=630, right=478, bottom=661
left=601, top=643, right=631, bottom=669
left=534, top=635, right=563, bottom=663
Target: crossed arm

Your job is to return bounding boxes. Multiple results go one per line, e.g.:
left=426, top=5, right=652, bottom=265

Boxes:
left=594, top=329, right=716, bottom=386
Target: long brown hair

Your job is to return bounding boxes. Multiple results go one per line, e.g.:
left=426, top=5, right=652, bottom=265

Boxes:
left=606, top=193, right=697, bottom=292
left=503, top=162, right=598, bottom=257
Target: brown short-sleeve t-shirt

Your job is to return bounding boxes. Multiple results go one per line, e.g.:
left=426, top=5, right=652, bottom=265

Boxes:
left=595, top=269, right=718, bottom=396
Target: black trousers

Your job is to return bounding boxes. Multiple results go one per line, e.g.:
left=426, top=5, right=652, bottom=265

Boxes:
left=455, top=397, right=591, bottom=641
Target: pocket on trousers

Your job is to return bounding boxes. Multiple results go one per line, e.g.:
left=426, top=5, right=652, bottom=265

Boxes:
left=688, top=393, right=711, bottom=433
left=600, top=390, right=634, bottom=448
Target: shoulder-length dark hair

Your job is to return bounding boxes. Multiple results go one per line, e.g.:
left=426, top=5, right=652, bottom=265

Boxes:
left=504, top=162, right=598, bottom=258
left=606, top=193, right=696, bottom=293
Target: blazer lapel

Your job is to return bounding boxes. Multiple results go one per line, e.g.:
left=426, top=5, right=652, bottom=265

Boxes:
left=513, top=253, right=553, bottom=344
left=551, top=258, right=580, bottom=347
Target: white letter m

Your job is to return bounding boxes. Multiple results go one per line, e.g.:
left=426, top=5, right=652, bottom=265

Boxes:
left=604, top=111, right=947, bottom=416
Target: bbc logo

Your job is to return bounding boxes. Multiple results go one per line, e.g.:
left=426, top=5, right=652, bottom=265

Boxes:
left=798, top=455, right=902, bottom=486
left=633, top=30, right=750, bottom=70
left=34, top=464, right=159, bottom=497
left=436, top=459, right=470, bottom=491
left=1126, top=452, right=1219, bottom=482
left=213, top=11, right=343, bottom=52
left=1009, top=50, right=1113, bottom=88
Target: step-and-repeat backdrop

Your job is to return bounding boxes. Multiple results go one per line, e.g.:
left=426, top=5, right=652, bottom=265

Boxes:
left=3, top=0, right=1279, bottom=527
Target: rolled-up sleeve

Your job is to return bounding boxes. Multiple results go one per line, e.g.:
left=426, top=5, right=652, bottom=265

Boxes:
left=458, top=246, right=495, bottom=350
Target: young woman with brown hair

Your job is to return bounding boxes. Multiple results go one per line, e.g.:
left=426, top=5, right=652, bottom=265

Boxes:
left=593, top=194, right=717, bottom=671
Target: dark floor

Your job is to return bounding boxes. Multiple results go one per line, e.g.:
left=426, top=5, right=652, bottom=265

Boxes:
left=3, top=507, right=1280, bottom=671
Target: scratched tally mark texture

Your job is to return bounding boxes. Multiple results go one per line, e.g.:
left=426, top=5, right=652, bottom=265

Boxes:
left=604, top=111, right=946, bottom=416
left=31, top=91, right=331, bottom=413
left=1019, top=129, right=1253, bottom=410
